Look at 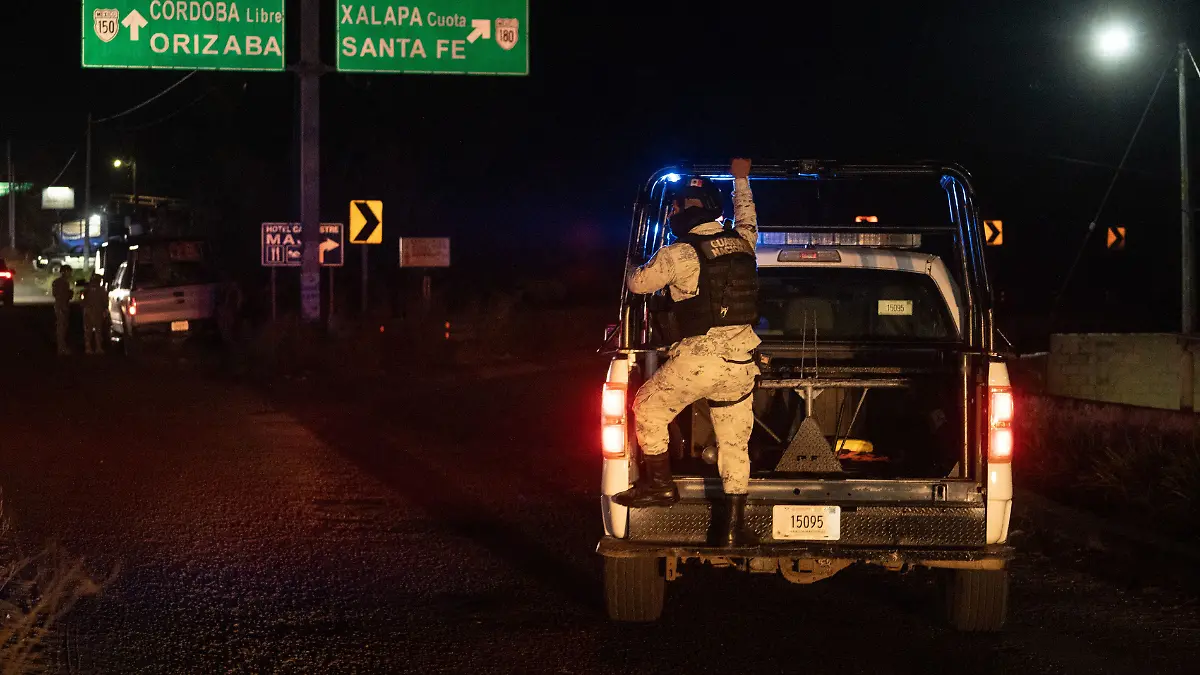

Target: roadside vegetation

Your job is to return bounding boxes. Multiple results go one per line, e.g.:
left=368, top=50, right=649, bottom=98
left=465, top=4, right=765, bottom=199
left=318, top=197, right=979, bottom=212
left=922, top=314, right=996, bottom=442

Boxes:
left=0, top=492, right=108, bottom=674
left=1017, top=396, right=1200, bottom=538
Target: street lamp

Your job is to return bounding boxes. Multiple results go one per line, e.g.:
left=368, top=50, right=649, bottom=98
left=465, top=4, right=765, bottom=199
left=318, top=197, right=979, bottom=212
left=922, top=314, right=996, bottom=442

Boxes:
left=1092, top=27, right=1194, bottom=335
left=112, top=157, right=137, bottom=202
left=1093, top=22, right=1135, bottom=61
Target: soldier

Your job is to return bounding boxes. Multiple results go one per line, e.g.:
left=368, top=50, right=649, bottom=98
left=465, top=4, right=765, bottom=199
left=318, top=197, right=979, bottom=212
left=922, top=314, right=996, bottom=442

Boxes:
left=81, top=273, right=107, bottom=355
left=51, top=265, right=75, bottom=356
left=614, top=158, right=762, bottom=546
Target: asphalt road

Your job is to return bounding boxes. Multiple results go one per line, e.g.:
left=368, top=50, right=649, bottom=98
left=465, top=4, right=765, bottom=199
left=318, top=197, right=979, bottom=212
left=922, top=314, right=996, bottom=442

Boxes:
left=1, top=304, right=1198, bottom=674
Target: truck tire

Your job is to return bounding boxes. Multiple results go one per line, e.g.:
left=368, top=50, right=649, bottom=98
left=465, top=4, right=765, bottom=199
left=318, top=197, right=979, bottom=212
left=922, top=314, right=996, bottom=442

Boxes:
left=945, top=569, right=1008, bottom=632
left=604, top=556, right=665, bottom=622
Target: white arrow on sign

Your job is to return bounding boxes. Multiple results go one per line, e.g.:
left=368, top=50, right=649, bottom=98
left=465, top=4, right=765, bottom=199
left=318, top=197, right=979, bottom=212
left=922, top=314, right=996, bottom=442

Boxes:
left=122, top=9, right=148, bottom=41
left=466, top=19, right=491, bottom=43
left=318, top=238, right=340, bottom=264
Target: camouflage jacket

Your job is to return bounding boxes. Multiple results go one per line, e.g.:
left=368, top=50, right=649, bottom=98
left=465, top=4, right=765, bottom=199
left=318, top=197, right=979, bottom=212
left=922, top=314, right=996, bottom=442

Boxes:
left=627, top=177, right=760, bottom=359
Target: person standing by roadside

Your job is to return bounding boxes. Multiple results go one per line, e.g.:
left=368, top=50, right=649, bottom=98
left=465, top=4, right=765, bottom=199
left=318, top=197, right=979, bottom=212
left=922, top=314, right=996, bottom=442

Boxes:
left=52, top=265, right=75, bottom=356
left=80, top=273, right=107, bottom=355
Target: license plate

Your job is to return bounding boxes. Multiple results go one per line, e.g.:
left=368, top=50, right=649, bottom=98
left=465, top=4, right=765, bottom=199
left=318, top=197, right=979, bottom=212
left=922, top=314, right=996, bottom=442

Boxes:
left=170, top=320, right=189, bottom=332
left=772, top=505, right=841, bottom=541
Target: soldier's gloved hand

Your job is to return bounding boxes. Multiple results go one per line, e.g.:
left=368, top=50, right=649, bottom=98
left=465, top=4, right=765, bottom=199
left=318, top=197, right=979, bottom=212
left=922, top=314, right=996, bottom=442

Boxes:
left=731, top=158, right=752, bottom=179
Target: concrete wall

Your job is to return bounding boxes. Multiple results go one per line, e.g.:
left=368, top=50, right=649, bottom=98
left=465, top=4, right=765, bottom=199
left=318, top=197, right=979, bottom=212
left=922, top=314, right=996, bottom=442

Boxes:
left=1047, top=333, right=1198, bottom=411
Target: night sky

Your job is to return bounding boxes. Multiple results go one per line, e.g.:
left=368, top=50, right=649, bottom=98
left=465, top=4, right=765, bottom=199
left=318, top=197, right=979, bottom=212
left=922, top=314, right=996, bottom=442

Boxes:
left=2, top=1, right=1199, bottom=341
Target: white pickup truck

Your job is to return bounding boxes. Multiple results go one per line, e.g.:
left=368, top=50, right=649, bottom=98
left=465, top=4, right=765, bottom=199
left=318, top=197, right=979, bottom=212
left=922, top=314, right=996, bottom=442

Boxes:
left=106, top=239, right=223, bottom=352
left=598, top=161, right=1013, bottom=631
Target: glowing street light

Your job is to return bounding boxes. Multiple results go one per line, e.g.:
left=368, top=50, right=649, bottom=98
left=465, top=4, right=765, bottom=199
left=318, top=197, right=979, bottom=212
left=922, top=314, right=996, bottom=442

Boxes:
left=1093, top=22, right=1134, bottom=61
left=111, top=157, right=137, bottom=200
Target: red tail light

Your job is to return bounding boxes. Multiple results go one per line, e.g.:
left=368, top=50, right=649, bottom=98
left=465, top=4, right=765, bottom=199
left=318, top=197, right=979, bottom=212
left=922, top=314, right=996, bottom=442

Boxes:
left=601, top=380, right=628, bottom=459
left=127, top=298, right=137, bottom=316
left=988, top=387, right=1014, bottom=463
left=0, top=270, right=12, bottom=279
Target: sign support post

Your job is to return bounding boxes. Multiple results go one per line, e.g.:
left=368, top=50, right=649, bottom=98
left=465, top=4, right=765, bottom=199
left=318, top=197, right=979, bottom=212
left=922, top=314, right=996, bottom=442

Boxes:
left=298, top=0, right=322, bottom=323
left=361, top=246, right=369, bottom=315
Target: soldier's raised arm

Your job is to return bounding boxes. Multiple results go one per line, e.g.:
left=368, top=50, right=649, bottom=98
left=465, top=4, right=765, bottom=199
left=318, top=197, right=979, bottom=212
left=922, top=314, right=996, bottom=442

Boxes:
left=627, top=246, right=677, bottom=295
left=730, top=158, right=758, bottom=249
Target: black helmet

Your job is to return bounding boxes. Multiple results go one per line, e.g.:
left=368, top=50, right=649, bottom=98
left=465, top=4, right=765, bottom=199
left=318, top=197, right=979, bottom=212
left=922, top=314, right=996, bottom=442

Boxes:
left=670, top=176, right=722, bottom=213
left=668, top=176, right=724, bottom=238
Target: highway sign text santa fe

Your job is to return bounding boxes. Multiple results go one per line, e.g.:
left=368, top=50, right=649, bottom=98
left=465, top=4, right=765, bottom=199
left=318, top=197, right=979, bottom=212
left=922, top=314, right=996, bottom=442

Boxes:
left=82, top=0, right=286, bottom=71
left=337, top=0, right=527, bottom=75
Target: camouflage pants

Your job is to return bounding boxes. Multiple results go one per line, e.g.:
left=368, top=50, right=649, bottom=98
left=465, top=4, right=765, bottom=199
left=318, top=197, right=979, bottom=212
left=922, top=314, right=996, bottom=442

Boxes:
left=633, top=347, right=758, bottom=495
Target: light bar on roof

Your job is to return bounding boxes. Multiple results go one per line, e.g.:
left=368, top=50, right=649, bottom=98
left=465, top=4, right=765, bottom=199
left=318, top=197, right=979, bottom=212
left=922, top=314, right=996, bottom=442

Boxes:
left=758, top=232, right=922, bottom=247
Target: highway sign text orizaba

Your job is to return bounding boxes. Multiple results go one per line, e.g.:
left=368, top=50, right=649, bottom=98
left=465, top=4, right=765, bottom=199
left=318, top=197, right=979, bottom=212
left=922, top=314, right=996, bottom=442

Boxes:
left=82, top=0, right=286, bottom=71
left=337, top=1, right=528, bottom=75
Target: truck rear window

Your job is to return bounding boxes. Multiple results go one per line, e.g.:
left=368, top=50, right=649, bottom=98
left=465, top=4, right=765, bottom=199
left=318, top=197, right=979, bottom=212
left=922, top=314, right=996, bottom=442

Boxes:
left=755, top=267, right=956, bottom=341
left=134, top=261, right=214, bottom=289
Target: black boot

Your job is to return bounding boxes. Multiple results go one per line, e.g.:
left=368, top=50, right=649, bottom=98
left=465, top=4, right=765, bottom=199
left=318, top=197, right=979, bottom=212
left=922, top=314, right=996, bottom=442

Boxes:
left=613, top=453, right=679, bottom=508
left=720, top=494, right=760, bottom=547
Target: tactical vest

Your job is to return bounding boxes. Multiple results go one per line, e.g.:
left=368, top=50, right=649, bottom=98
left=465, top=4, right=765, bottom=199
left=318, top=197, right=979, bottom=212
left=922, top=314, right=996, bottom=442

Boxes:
left=672, top=231, right=759, bottom=338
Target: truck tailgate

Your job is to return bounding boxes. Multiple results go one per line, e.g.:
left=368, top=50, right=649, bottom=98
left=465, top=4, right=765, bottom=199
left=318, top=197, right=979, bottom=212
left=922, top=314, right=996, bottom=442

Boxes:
left=133, top=284, right=218, bottom=324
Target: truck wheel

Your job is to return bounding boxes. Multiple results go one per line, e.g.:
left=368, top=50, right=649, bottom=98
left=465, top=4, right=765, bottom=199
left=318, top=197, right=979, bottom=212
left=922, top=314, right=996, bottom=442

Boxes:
left=604, top=556, right=665, bottom=622
left=945, top=569, right=1008, bottom=632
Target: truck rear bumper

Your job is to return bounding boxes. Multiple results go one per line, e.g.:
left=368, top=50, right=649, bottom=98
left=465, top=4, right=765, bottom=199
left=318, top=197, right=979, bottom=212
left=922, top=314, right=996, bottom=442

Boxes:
left=622, top=499, right=988, bottom=548
left=597, top=536, right=1013, bottom=570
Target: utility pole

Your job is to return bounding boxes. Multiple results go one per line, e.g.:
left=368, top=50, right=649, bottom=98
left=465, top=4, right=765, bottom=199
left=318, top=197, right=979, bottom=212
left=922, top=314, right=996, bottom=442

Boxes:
left=1179, top=43, right=1195, bottom=411
left=84, top=114, right=92, bottom=264
left=6, top=140, right=14, bottom=252
left=1181, top=42, right=1194, bottom=335
left=297, top=0, right=322, bottom=323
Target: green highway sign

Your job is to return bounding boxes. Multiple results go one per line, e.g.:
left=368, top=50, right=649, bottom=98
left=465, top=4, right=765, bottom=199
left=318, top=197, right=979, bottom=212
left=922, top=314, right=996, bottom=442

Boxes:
left=337, top=1, right=528, bottom=75
left=82, top=0, right=286, bottom=71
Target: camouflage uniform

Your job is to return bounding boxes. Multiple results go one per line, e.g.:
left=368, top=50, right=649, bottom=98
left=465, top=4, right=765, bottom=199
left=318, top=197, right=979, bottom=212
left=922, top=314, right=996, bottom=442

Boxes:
left=81, top=276, right=107, bottom=355
left=627, top=177, right=760, bottom=495
left=51, top=271, right=74, bottom=356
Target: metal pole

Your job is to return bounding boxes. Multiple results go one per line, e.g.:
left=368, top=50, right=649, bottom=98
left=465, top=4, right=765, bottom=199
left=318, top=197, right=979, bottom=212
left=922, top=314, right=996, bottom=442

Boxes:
left=328, top=265, right=335, bottom=319
left=1181, top=44, right=1196, bottom=410
left=6, top=139, right=14, bottom=251
left=361, top=245, right=368, bottom=315
left=298, top=0, right=322, bottom=323
left=84, top=114, right=92, bottom=266
left=1182, top=43, right=1194, bottom=335
left=132, top=161, right=138, bottom=202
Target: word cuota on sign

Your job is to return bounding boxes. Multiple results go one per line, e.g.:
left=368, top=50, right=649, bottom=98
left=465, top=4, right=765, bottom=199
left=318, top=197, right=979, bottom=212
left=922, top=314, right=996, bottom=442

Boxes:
left=399, top=237, right=450, bottom=267
left=82, top=0, right=286, bottom=71
left=337, top=0, right=528, bottom=75
left=261, top=222, right=344, bottom=267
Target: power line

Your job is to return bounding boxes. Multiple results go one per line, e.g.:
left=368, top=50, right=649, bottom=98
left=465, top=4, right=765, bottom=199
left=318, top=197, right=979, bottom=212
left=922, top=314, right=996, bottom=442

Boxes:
left=49, top=149, right=78, bottom=185
left=94, top=71, right=198, bottom=124
left=1049, top=54, right=1174, bottom=318
left=120, top=87, right=217, bottom=132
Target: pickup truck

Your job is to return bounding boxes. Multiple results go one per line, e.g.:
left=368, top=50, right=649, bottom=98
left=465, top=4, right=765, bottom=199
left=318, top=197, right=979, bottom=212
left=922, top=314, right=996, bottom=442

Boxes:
left=598, top=161, right=1012, bottom=631
left=106, top=239, right=223, bottom=352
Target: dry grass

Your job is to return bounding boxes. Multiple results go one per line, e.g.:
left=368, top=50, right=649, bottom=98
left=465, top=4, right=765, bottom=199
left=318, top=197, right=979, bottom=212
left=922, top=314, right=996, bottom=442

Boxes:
left=1018, top=396, right=1200, bottom=536
left=0, top=492, right=111, bottom=674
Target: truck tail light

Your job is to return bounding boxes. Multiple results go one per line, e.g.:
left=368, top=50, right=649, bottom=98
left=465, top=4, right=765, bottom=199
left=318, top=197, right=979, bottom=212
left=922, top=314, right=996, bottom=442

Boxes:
left=601, top=380, right=628, bottom=459
left=989, top=387, right=1014, bottom=463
